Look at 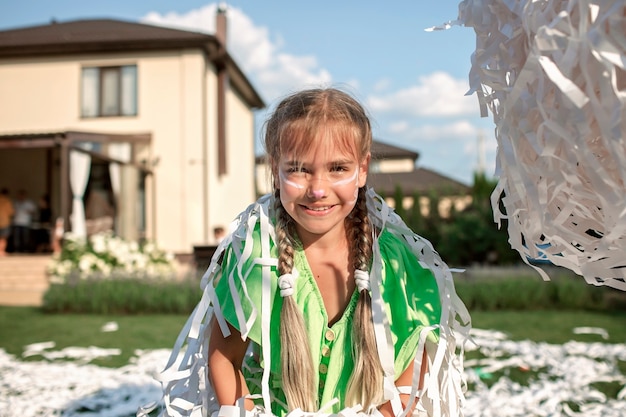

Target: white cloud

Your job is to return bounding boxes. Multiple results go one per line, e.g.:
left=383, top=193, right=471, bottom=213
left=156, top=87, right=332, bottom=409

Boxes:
left=373, top=78, right=392, bottom=92
left=141, top=3, right=332, bottom=102
left=344, top=78, right=361, bottom=92
left=388, top=120, right=410, bottom=134
left=255, top=53, right=332, bottom=99
left=366, top=72, right=477, bottom=118
left=390, top=120, right=478, bottom=143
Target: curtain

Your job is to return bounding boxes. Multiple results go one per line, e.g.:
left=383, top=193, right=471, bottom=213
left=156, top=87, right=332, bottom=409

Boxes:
left=81, top=67, right=99, bottom=117
left=69, top=149, right=92, bottom=238
left=121, top=66, right=138, bottom=116
left=108, top=143, right=131, bottom=233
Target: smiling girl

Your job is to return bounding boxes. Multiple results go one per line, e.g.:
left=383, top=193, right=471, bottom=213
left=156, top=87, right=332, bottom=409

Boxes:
left=158, top=88, right=470, bottom=417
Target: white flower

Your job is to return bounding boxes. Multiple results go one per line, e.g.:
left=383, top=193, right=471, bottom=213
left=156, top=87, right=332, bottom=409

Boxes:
left=78, top=253, right=97, bottom=272
left=91, top=234, right=107, bottom=254
left=50, top=231, right=178, bottom=283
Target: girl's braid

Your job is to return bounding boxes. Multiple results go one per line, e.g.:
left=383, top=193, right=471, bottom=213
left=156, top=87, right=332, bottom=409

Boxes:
left=274, top=190, right=317, bottom=411
left=346, top=187, right=384, bottom=410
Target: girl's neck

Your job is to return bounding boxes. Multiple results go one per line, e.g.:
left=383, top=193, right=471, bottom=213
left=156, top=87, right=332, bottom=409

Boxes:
left=295, top=224, right=348, bottom=252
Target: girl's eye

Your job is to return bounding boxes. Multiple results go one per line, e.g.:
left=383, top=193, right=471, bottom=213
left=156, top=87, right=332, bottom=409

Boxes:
left=286, top=166, right=308, bottom=174
left=331, top=165, right=348, bottom=172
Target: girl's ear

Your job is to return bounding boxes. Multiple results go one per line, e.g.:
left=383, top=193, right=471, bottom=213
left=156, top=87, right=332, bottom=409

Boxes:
left=358, top=153, right=370, bottom=188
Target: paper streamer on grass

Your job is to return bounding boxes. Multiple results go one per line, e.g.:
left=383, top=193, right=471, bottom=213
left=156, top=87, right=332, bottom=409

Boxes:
left=1, top=330, right=625, bottom=417
left=431, top=0, right=626, bottom=290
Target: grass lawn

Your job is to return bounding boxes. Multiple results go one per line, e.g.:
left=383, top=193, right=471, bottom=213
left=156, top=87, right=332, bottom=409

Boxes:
left=0, top=306, right=189, bottom=367
left=1, top=306, right=625, bottom=368
left=471, top=309, right=626, bottom=343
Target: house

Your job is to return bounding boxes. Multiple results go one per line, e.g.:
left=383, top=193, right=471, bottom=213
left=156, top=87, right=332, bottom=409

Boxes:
left=0, top=11, right=264, bottom=255
left=255, top=140, right=472, bottom=218
left=368, top=141, right=472, bottom=217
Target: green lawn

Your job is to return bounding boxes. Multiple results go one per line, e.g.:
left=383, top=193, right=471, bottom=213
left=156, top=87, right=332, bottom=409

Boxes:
left=0, top=306, right=189, bottom=367
left=470, top=309, right=626, bottom=343
left=0, top=306, right=624, bottom=368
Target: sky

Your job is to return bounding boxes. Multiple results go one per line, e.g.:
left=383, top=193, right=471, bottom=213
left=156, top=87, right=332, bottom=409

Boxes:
left=0, top=1, right=498, bottom=185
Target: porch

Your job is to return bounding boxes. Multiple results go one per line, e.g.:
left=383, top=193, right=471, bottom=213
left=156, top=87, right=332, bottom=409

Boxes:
left=0, top=254, right=51, bottom=306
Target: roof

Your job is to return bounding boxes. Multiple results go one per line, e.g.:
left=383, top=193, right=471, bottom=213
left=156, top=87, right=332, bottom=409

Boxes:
left=368, top=167, right=470, bottom=196
left=0, top=18, right=264, bottom=109
left=0, top=19, right=212, bottom=50
left=0, top=130, right=152, bottom=149
left=371, top=140, right=419, bottom=162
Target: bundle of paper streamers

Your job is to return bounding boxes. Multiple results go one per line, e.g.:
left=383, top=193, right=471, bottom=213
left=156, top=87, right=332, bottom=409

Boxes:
left=435, top=0, right=626, bottom=290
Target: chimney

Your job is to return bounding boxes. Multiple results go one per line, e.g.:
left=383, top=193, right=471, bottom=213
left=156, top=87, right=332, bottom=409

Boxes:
left=216, top=5, right=227, bottom=47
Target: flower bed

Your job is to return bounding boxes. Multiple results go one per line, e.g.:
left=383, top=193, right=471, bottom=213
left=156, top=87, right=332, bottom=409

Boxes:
left=47, top=231, right=178, bottom=283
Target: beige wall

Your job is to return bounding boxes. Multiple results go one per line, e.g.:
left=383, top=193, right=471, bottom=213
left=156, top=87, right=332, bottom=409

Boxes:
left=371, top=158, right=415, bottom=173
left=384, top=195, right=473, bottom=218
left=0, top=49, right=258, bottom=253
left=206, top=86, right=256, bottom=243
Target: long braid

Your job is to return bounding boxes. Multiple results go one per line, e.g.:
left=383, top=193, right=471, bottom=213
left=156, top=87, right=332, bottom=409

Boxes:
left=346, top=187, right=384, bottom=410
left=274, top=190, right=317, bottom=411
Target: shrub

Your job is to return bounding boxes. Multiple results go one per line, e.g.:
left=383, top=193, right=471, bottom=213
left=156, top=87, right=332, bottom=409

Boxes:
left=42, top=277, right=201, bottom=314
left=42, top=231, right=195, bottom=314
left=454, top=268, right=625, bottom=311
left=47, top=231, right=178, bottom=283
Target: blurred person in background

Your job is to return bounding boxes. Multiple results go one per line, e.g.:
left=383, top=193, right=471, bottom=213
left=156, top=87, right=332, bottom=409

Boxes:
left=0, top=188, right=14, bottom=256
left=12, top=189, right=36, bottom=253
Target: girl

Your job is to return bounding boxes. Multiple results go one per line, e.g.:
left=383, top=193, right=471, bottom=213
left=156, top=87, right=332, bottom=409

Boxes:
left=157, top=88, right=470, bottom=417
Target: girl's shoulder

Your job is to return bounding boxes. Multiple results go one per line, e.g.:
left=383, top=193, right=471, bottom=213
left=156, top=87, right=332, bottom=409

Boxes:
left=376, top=227, right=441, bottom=314
left=377, top=227, right=430, bottom=265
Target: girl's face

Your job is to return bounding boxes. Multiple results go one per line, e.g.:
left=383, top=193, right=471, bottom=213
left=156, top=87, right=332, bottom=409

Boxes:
left=277, top=142, right=369, bottom=244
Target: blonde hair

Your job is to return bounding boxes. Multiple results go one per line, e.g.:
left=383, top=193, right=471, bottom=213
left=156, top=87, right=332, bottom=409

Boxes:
left=264, top=88, right=384, bottom=411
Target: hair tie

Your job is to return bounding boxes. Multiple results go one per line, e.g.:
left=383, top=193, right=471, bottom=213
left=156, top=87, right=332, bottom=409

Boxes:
left=354, top=269, right=370, bottom=292
left=278, top=273, right=296, bottom=297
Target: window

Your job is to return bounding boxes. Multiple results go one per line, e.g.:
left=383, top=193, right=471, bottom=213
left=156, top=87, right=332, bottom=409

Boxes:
left=81, top=65, right=137, bottom=117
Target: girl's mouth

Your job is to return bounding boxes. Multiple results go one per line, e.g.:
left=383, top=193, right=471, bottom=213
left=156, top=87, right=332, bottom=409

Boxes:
left=306, top=205, right=331, bottom=211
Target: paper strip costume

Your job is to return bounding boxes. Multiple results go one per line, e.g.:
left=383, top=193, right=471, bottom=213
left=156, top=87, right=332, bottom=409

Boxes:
left=155, top=189, right=470, bottom=417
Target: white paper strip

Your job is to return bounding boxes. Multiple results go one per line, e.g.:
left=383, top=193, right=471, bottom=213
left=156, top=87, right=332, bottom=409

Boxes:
left=1, top=329, right=625, bottom=417
left=440, top=0, right=626, bottom=290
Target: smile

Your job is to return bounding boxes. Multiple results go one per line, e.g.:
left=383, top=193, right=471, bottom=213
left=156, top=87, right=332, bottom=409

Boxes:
left=302, top=205, right=333, bottom=212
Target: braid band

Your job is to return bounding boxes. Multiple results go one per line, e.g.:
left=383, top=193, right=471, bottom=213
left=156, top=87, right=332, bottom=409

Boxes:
left=278, top=273, right=296, bottom=297
left=354, top=269, right=370, bottom=292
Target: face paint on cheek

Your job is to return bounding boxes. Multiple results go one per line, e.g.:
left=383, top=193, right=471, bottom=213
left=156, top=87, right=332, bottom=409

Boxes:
left=344, top=172, right=359, bottom=206
left=330, top=169, right=358, bottom=187
left=278, top=170, right=305, bottom=189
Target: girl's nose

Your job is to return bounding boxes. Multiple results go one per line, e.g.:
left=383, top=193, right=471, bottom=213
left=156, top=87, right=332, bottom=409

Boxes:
left=307, top=178, right=327, bottom=199
left=309, top=188, right=325, bottom=199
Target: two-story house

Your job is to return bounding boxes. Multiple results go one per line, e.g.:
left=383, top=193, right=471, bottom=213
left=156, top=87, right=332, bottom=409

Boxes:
left=0, top=11, right=264, bottom=254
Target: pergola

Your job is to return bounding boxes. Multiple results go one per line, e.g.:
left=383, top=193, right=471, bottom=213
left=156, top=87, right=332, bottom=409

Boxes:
left=0, top=130, right=152, bottom=238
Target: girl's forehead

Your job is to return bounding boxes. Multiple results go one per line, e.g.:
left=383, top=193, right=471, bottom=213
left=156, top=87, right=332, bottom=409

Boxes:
left=281, top=142, right=359, bottom=164
left=279, top=128, right=362, bottom=162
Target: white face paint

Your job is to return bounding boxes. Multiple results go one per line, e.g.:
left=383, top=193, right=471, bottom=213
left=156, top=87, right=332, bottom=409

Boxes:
left=278, top=166, right=358, bottom=189
left=278, top=169, right=305, bottom=189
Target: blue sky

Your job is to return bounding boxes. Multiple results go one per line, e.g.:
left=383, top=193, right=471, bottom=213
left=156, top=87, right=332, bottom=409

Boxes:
left=0, top=1, right=497, bottom=185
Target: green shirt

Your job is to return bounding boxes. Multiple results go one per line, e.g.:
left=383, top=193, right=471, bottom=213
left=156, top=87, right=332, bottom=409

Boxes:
left=214, top=225, right=441, bottom=416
